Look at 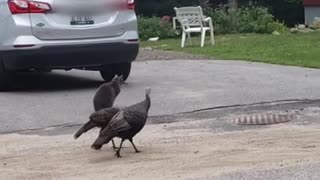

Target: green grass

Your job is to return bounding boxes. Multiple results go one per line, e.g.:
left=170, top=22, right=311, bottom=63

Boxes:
left=141, top=32, right=320, bottom=68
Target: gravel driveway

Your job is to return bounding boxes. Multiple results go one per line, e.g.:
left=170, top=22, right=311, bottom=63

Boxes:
left=136, top=48, right=210, bottom=61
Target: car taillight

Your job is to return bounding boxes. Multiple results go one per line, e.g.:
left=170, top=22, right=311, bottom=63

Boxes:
left=8, top=0, right=51, bottom=14
left=8, top=0, right=28, bottom=14
left=127, top=0, right=135, bottom=10
left=29, top=1, right=51, bottom=13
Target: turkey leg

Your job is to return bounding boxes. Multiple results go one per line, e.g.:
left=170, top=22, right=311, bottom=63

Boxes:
left=129, top=138, right=141, bottom=153
left=115, top=139, right=125, bottom=158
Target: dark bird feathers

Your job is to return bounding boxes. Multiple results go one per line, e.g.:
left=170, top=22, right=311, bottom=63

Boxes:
left=74, top=107, right=120, bottom=140
left=91, top=88, right=152, bottom=157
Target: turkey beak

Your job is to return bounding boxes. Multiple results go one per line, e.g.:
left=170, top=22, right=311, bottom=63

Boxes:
left=91, top=136, right=108, bottom=150
left=91, top=144, right=103, bottom=150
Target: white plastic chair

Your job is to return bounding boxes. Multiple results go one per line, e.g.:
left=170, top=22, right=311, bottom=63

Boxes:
left=174, top=6, right=214, bottom=48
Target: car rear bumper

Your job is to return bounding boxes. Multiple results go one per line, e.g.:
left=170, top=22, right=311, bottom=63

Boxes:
left=1, top=42, right=139, bottom=71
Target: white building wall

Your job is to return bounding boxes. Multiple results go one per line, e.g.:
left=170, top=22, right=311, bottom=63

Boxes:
left=305, top=6, right=320, bottom=25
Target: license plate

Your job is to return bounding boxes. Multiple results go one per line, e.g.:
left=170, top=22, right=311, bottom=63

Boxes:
left=70, top=16, right=94, bottom=25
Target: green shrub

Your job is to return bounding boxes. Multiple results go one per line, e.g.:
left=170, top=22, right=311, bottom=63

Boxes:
left=138, top=17, right=178, bottom=40
left=210, top=8, right=239, bottom=34
left=266, top=21, right=288, bottom=33
left=209, top=6, right=288, bottom=34
left=137, top=6, right=288, bottom=40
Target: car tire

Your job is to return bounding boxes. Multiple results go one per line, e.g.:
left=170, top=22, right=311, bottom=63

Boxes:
left=0, top=54, right=15, bottom=91
left=100, top=63, right=132, bottom=82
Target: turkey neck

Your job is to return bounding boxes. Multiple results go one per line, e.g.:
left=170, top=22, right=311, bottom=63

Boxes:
left=145, top=94, right=151, bottom=113
left=127, top=96, right=151, bottom=116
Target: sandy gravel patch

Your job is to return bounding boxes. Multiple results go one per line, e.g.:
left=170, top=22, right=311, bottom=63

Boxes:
left=1, top=120, right=320, bottom=180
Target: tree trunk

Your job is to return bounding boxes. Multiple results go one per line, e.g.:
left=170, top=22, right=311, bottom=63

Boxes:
left=228, top=0, right=238, bottom=9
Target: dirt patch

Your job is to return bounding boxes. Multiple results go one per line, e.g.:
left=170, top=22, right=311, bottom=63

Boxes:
left=136, top=48, right=211, bottom=61
left=1, top=120, right=320, bottom=180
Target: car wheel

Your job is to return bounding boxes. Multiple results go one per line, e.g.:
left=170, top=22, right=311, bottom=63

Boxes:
left=115, top=62, right=131, bottom=81
left=0, top=55, right=15, bottom=91
left=100, top=63, right=132, bottom=82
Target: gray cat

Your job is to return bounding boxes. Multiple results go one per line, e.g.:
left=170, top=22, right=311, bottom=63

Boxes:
left=93, top=75, right=123, bottom=111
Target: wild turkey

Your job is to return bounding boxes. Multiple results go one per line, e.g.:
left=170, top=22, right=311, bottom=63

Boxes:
left=74, top=75, right=122, bottom=149
left=91, top=88, right=152, bottom=157
left=73, top=107, right=120, bottom=149
left=93, top=75, right=123, bottom=111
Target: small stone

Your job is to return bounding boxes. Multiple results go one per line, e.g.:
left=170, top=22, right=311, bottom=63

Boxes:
left=300, top=28, right=314, bottom=33
left=311, top=17, right=320, bottom=29
left=290, top=28, right=299, bottom=33
left=143, top=47, right=153, bottom=51
left=148, top=37, right=160, bottom=42
left=272, top=31, right=280, bottom=36
left=194, top=150, right=199, bottom=154
left=3, top=163, right=6, bottom=166
left=297, top=24, right=306, bottom=30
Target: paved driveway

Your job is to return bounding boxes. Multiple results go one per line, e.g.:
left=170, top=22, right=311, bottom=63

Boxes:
left=1, top=60, right=320, bottom=133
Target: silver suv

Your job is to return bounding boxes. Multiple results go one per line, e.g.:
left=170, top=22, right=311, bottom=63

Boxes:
left=0, top=0, right=139, bottom=90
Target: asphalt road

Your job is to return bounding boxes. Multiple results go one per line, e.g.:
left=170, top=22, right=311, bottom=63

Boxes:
left=1, top=60, right=320, bottom=133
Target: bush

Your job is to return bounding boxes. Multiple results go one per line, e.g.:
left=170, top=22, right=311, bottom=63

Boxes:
left=266, top=21, right=288, bottom=33
left=135, top=0, right=304, bottom=26
left=138, top=17, right=179, bottom=40
left=137, top=6, right=288, bottom=40
left=209, top=6, right=288, bottom=34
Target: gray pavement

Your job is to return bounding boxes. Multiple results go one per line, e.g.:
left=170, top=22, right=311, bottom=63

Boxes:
left=1, top=60, right=320, bottom=133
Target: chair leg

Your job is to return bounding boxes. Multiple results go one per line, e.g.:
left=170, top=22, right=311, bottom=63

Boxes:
left=187, top=32, right=192, bottom=45
left=210, top=28, right=215, bottom=45
left=181, top=31, right=186, bottom=48
left=201, top=30, right=206, bottom=47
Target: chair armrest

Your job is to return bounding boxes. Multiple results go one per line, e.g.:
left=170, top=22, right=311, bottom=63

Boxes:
left=173, top=17, right=178, bottom=29
left=203, top=17, right=213, bottom=28
left=203, top=17, right=212, bottom=22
